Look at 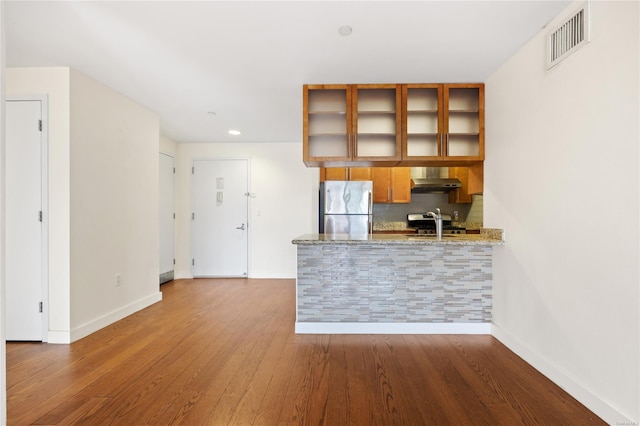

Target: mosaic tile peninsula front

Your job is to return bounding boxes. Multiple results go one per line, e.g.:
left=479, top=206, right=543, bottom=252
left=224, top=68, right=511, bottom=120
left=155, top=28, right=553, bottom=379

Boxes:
left=296, top=244, right=492, bottom=323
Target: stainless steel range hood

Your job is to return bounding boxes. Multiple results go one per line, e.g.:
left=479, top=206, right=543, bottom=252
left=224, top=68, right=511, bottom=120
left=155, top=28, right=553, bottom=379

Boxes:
left=411, top=178, right=461, bottom=193
left=411, top=167, right=461, bottom=193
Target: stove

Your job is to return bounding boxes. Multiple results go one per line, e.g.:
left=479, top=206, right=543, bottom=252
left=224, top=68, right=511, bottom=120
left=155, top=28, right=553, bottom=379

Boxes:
left=407, top=213, right=467, bottom=235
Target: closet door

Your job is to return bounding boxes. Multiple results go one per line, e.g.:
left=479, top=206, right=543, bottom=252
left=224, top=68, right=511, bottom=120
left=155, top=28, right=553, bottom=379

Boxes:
left=6, top=98, right=46, bottom=341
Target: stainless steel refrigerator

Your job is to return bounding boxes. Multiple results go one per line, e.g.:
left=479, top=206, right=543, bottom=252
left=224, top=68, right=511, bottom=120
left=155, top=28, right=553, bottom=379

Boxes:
left=320, top=180, right=373, bottom=237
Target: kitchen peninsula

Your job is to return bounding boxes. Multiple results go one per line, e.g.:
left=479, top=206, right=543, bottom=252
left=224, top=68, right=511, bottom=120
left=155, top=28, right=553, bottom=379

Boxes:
left=292, top=231, right=504, bottom=334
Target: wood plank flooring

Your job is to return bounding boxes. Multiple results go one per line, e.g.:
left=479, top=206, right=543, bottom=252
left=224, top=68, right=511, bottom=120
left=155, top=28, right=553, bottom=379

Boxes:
left=7, top=278, right=605, bottom=425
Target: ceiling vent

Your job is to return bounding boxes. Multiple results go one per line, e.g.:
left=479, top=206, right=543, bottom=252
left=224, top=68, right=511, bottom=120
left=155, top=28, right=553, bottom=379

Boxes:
left=546, top=2, right=591, bottom=70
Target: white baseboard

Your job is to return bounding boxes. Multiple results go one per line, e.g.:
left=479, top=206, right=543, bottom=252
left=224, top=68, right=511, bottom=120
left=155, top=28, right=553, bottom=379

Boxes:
left=173, top=273, right=296, bottom=280
left=173, top=271, right=193, bottom=280
left=295, top=322, right=491, bottom=334
left=47, top=331, right=71, bottom=344
left=491, top=324, right=633, bottom=425
left=68, top=292, right=163, bottom=343
left=249, top=273, right=296, bottom=279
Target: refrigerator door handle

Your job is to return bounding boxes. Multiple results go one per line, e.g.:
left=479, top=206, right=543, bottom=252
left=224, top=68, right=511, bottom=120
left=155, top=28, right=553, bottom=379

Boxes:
left=369, top=191, right=373, bottom=235
left=325, top=188, right=329, bottom=215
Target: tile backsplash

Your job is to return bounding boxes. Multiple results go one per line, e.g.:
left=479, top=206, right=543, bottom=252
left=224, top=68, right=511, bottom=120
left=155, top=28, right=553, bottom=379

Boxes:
left=465, top=194, right=483, bottom=224
left=373, top=193, right=476, bottom=224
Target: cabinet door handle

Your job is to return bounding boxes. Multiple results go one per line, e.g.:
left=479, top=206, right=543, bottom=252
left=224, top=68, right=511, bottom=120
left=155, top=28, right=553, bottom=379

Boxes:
left=353, top=134, right=357, bottom=158
left=445, top=133, right=449, bottom=156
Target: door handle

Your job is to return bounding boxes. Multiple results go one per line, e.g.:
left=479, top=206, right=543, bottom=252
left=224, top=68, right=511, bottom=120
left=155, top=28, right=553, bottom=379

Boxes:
left=236, top=223, right=246, bottom=230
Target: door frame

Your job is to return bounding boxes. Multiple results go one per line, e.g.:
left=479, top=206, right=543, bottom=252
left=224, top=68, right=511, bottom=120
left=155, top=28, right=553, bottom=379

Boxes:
left=159, top=152, right=175, bottom=284
left=6, top=95, right=49, bottom=341
left=190, top=157, right=251, bottom=278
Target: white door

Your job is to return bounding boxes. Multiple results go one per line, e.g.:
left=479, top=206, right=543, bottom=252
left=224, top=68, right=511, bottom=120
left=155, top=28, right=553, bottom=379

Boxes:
left=159, top=153, right=175, bottom=283
left=6, top=98, right=47, bottom=341
left=191, top=159, right=249, bottom=277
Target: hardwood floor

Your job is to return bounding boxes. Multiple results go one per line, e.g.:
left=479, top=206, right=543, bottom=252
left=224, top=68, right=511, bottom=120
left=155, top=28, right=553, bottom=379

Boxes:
left=7, top=279, right=604, bottom=425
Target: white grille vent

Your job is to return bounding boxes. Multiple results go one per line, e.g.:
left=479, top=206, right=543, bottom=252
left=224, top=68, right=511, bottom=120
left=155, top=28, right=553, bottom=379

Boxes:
left=546, top=2, right=590, bottom=70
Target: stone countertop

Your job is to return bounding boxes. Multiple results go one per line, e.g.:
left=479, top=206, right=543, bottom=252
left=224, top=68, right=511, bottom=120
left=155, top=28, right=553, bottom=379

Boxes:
left=293, top=229, right=504, bottom=246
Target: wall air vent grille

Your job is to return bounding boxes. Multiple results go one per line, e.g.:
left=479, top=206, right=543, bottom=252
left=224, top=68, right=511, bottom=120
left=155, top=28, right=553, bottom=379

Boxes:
left=546, top=2, right=590, bottom=70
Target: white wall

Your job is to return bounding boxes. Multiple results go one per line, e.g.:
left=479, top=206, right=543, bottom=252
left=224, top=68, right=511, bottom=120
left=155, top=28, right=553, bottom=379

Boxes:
left=69, top=69, right=161, bottom=339
left=160, top=134, right=178, bottom=157
left=485, top=1, right=639, bottom=423
left=6, top=67, right=72, bottom=340
left=175, top=142, right=318, bottom=279
left=6, top=67, right=163, bottom=342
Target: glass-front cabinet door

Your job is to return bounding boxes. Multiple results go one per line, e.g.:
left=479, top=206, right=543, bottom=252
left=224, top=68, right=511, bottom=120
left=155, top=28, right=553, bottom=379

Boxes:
left=402, top=83, right=484, bottom=163
left=305, top=83, right=483, bottom=166
left=304, top=85, right=351, bottom=164
left=402, top=84, right=443, bottom=160
left=443, top=84, right=484, bottom=161
left=304, top=84, right=401, bottom=166
left=352, top=84, right=402, bottom=162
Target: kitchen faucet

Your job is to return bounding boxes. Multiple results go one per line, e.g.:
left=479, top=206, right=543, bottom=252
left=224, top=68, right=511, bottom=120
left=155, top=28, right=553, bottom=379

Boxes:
left=426, top=208, right=443, bottom=240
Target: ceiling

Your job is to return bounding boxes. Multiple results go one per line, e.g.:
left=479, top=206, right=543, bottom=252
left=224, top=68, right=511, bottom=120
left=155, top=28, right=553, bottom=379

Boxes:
left=5, top=1, right=570, bottom=144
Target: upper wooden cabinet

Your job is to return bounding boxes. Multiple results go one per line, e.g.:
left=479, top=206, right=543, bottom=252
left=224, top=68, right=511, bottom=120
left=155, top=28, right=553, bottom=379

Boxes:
left=320, top=167, right=371, bottom=182
left=304, top=83, right=484, bottom=167
left=347, top=167, right=373, bottom=181
left=304, top=84, right=401, bottom=167
left=448, top=163, right=484, bottom=204
left=371, top=167, right=411, bottom=204
left=402, top=83, right=484, bottom=164
left=321, top=167, right=411, bottom=204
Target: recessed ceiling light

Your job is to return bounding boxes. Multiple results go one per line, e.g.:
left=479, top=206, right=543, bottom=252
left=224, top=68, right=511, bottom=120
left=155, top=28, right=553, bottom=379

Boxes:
left=338, top=26, right=352, bottom=36
left=228, top=130, right=241, bottom=136
left=207, top=111, right=216, bottom=116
